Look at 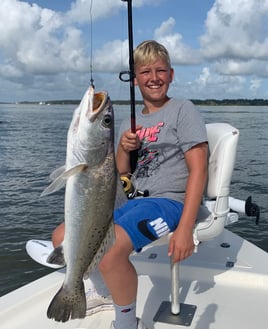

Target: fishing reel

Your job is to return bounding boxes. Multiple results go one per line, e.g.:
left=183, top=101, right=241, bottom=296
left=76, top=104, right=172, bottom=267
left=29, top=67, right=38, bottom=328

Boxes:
left=120, top=176, right=149, bottom=199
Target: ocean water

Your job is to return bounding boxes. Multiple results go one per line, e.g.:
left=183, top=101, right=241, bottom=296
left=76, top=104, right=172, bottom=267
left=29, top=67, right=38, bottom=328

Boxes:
left=0, top=103, right=267, bottom=296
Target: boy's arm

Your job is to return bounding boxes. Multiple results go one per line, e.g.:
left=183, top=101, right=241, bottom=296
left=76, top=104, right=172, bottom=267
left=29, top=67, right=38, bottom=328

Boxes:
left=168, top=142, right=208, bottom=262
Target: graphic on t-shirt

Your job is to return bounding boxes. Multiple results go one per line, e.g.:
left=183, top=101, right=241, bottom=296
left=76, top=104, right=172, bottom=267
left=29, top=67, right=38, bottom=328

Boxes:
left=135, top=122, right=164, bottom=177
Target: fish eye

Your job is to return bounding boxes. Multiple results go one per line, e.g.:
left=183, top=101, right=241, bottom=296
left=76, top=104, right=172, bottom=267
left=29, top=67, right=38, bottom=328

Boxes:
left=103, top=114, right=112, bottom=127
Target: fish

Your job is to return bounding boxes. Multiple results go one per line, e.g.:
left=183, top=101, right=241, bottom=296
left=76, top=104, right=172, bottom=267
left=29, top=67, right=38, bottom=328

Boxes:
left=42, top=86, right=125, bottom=322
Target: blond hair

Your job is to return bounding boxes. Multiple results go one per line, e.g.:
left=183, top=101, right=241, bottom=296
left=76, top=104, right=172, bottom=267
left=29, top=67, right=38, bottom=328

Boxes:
left=134, top=40, right=171, bottom=68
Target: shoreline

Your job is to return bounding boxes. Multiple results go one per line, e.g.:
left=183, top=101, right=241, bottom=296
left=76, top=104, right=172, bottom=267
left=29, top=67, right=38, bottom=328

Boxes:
left=2, top=98, right=268, bottom=106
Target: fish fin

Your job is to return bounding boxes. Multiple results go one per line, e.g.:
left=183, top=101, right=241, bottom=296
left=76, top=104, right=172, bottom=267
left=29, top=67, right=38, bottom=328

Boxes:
left=47, top=281, right=86, bottom=322
left=40, top=164, right=88, bottom=197
left=46, top=245, right=66, bottom=267
left=49, top=165, right=66, bottom=180
left=114, top=174, right=128, bottom=209
left=84, top=220, right=115, bottom=279
left=40, top=177, right=66, bottom=197
left=62, top=163, right=88, bottom=178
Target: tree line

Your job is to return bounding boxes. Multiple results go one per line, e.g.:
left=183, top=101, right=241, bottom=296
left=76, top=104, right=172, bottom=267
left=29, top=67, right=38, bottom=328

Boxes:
left=4, top=98, right=268, bottom=106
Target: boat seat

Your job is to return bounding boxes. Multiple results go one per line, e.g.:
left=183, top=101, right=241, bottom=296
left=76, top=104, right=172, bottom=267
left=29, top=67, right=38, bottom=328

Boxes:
left=154, top=122, right=239, bottom=325
left=194, top=122, right=239, bottom=243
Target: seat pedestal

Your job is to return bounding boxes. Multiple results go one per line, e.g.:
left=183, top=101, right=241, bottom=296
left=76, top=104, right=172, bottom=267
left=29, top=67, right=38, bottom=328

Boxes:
left=154, top=260, right=196, bottom=326
left=154, top=301, right=196, bottom=326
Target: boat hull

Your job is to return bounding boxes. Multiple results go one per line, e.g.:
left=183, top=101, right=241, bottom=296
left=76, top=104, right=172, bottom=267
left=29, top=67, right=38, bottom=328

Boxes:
left=1, top=229, right=268, bottom=329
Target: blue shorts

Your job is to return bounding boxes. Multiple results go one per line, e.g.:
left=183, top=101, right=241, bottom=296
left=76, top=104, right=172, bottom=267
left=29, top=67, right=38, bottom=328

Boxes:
left=114, top=198, right=183, bottom=252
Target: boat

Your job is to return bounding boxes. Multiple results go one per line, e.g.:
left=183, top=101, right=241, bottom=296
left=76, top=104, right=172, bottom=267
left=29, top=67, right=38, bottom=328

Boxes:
left=1, top=1, right=267, bottom=327
left=1, top=121, right=267, bottom=329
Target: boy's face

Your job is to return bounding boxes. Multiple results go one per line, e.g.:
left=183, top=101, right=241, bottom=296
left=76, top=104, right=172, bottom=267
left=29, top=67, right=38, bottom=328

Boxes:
left=134, top=58, right=174, bottom=103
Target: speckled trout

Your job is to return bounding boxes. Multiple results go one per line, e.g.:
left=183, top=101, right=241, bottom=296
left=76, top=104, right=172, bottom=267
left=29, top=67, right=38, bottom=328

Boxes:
left=42, top=86, right=123, bottom=322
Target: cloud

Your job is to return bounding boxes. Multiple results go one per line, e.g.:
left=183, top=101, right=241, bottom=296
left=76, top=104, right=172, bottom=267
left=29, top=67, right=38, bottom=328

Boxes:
left=66, top=0, right=160, bottom=24
left=170, top=66, right=247, bottom=100
left=66, top=0, right=123, bottom=24
left=0, top=0, right=137, bottom=101
left=200, top=0, right=268, bottom=60
left=0, top=0, right=173, bottom=89
left=250, top=78, right=262, bottom=94
left=0, top=0, right=131, bottom=80
left=199, top=0, right=268, bottom=80
left=0, top=0, right=92, bottom=92
left=0, top=0, right=90, bottom=101
left=154, top=17, right=201, bottom=65
left=93, top=39, right=129, bottom=72
left=212, top=58, right=268, bottom=77
left=195, top=67, right=246, bottom=97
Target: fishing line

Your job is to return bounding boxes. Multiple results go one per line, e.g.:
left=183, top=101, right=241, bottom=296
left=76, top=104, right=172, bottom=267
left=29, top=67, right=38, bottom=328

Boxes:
left=89, top=0, right=94, bottom=88
left=116, top=5, right=127, bottom=101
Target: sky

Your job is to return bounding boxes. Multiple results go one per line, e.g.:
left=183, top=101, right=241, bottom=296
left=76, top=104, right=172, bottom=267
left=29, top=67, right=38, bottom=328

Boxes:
left=1, top=0, right=268, bottom=102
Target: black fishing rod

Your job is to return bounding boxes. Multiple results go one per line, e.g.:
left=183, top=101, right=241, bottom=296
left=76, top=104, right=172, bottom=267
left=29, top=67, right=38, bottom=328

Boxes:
left=119, top=0, right=137, bottom=173
left=120, top=0, right=136, bottom=134
left=119, top=0, right=150, bottom=197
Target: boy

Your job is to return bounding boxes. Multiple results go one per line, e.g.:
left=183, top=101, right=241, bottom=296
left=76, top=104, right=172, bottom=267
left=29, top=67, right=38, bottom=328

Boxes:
left=52, top=40, right=208, bottom=329
left=99, top=40, right=208, bottom=329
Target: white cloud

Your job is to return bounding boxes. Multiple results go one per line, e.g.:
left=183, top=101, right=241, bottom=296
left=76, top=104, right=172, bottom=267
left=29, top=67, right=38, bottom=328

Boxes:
left=200, top=0, right=268, bottom=60
left=66, top=0, right=123, bottom=24
left=0, top=0, right=136, bottom=102
left=171, top=66, right=246, bottom=99
left=196, top=67, right=246, bottom=97
left=250, top=78, right=262, bottom=93
left=0, top=0, right=91, bottom=83
left=197, top=67, right=211, bottom=87
left=154, top=17, right=201, bottom=65
left=66, top=0, right=160, bottom=24
left=93, top=39, right=129, bottom=72
left=212, top=58, right=268, bottom=77
left=196, top=0, right=268, bottom=87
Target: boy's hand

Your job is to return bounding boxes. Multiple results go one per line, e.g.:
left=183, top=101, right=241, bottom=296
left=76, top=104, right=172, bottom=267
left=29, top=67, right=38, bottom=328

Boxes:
left=120, top=125, right=142, bottom=153
left=168, top=227, right=195, bottom=263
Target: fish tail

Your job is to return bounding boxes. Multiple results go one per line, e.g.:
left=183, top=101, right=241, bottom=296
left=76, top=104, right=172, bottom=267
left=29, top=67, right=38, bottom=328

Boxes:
left=47, top=281, right=86, bottom=322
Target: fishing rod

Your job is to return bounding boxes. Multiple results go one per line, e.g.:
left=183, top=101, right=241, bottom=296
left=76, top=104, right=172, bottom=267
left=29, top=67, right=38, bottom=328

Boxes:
left=120, top=0, right=136, bottom=134
left=119, top=1, right=149, bottom=197
left=119, top=0, right=137, bottom=172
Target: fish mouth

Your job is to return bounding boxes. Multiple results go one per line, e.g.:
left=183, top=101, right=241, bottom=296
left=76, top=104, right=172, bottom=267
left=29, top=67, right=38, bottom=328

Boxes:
left=89, top=90, right=108, bottom=122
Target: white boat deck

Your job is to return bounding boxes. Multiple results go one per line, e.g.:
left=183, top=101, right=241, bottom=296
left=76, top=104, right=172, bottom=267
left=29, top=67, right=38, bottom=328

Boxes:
left=134, top=229, right=268, bottom=329
left=1, top=229, right=268, bottom=329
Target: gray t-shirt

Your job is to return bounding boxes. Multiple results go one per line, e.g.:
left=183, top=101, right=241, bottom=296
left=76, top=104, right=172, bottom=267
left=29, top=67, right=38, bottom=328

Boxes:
left=119, top=98, right=207, bottom=203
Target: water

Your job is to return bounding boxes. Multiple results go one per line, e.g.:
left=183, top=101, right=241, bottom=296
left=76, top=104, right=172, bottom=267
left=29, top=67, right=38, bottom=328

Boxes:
left=0, top=103, right=267, bottom=296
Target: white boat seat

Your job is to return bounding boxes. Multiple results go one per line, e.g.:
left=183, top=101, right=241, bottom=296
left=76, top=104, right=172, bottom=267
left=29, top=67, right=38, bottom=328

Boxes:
left=194, top=122, right=239, bottom=243
left=154, top=122, right=239, bottom=325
